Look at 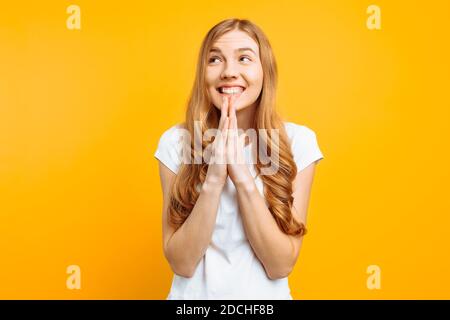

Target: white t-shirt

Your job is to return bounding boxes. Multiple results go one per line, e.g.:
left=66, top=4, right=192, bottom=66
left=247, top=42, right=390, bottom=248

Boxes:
left=154, top=121, right=324, bottom=300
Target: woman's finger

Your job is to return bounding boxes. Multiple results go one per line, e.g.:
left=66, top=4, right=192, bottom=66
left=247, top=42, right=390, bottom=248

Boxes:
left=227, top=98, right=237, bottom=164
left=232, top=101, right=238, bottom=132
left=229, top=95, right=244, bottom=164
left=217, top=116, right=229, bottom=164
left=222, top=116, right=229, bottom=143
left=219, top=96, right=228, bottom=131
left=239, top=131, right=247, bottom=164
left=230, top=97, right=238, bottom=141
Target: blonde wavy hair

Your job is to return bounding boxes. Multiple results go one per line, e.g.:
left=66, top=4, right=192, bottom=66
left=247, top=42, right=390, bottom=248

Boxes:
left=167, top=18, right=307, bottom=237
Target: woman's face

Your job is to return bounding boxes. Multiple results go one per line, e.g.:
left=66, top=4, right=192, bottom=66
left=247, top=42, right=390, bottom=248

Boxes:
left=205, top=29, right=263, bottom=112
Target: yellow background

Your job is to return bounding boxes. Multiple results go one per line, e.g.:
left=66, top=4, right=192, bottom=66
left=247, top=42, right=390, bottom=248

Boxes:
left=1, top=0, right=449, bottom=299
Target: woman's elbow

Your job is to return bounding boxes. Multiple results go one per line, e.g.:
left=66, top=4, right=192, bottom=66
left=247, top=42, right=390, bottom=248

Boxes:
left=266, top=265, right=294, bottom=280
left=166, top=254, right=196, bottom=278
left=164, top=247, right=197, bottom=278
left=171, top=264, right=195, bottom=278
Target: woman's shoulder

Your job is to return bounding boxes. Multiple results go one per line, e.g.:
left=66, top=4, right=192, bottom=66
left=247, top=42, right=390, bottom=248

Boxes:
left=282, top=121, right=318, bottom=141
left=154, top=122, right=187, bottom=174
left=157, top=122, right=187, bottom=143
left=282, top=121, right=324, bottom=171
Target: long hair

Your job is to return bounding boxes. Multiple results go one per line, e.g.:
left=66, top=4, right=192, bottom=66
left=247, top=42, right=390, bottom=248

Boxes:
left=167, top=18, right=307, bottom=237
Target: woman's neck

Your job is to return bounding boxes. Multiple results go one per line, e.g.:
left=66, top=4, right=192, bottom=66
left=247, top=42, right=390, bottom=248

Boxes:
left=236, top=103, right=257, bottom=131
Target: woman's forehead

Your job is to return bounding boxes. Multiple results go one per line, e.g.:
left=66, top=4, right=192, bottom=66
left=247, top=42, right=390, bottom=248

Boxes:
left=212, top=30, right=259, bottom=53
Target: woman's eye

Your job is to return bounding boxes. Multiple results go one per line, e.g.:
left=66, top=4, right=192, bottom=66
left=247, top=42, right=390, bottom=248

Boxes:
left=208, top=56, right=251, bottom=64
left=208, top=56, right=221, bottom=63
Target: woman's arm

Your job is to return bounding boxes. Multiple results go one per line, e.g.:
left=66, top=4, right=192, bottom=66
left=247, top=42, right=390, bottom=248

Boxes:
left=234, top=162, right=318, bottom=280
left=160, top=99, right=230, bottom=278
left=159, top=162, right=224, bottom=278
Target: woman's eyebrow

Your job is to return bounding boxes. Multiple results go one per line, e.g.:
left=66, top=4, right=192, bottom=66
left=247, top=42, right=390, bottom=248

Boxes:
left=209, top=47, right=257, bottom=55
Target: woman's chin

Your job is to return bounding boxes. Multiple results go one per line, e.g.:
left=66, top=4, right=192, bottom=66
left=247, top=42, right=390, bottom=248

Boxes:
left=211, top=96, right=250, bottom=111
left=217, top=92, right=244, bottom=101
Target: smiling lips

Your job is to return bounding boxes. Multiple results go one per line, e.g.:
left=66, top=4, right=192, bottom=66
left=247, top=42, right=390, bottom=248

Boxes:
left=217, top=86, right=246, bottom=98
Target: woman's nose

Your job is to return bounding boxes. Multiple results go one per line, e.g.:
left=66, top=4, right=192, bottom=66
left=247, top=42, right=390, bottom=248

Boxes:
left=220, top=61, right=239, bottom=79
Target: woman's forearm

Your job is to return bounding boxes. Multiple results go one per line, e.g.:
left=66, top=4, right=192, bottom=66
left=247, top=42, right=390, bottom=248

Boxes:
left=165, top=180, right=224, bottom=277
left=235, top=180, right=296, bottom=280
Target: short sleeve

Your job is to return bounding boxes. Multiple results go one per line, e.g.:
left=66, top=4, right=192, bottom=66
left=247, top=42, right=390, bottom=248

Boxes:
left=154, top=124, right=184, bottom=174
left=286, top=123, right=324, bottom=172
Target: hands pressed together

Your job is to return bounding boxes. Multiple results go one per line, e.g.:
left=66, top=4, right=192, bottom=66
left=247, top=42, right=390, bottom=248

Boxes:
left=205, top=95, right=254, bottom=188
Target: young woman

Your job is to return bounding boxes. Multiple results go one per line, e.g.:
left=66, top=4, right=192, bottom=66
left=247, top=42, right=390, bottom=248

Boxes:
left=154, top=18, right=324, bottom=300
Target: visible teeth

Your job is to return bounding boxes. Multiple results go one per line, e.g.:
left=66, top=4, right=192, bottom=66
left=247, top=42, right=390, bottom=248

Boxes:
left=220, top=87, right=244, bottom=94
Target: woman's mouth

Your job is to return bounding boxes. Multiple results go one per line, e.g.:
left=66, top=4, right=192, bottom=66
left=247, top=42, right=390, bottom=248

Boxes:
left=216, top=86, right=246, bottom=99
